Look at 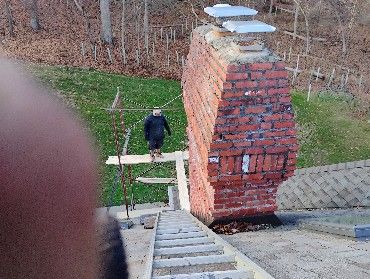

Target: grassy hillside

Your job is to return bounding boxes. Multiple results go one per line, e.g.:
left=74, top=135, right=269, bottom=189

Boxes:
left=29, top=65, right=370, bottom=206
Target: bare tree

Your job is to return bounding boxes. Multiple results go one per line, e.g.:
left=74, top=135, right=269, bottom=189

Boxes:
left=143, top=0, right=149, bottom=52
left=73, top=0, right=94, bottom=44
left=4, top=0, right=14, bottom=36
left=24, top=0, right=40, bottom=31
left=100, top=0, right=113, bottom=44
left=121, top=0, right=126, bottom=59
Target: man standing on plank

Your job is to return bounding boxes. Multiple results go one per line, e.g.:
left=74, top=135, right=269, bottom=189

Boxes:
left=144, top=108, right=171, bottom=161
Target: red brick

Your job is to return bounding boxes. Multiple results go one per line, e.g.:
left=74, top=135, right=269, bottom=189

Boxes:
left=285, top=129, right=297, bottom=136
left=254, top=139, right=275, bottom=146
left=234, top=141, right=252, bottom=148
left=227, top=64, right=242, bottom=72
left=266, top=146, right=289, bottom=154
left=218, top=108, right=241, bottom=116
left=263, top=155, right=272, bottom=171
left=245, top=147, right=264, bottom=154
left=256, top=155, right=264, bottom=173
left=223, top=82, right=233, bottom=90
left=223, top=91, right=245, bottom=99
left=220, top=149, right=243, bottom=156
left=264, top=131, right=286, bottom=138
left=233, top=124, right=260, bottom=132
left=288, top=152, right=297, bottom=159
left=224, top=134, right=247, bottom=140
left=289, top=145, right=299, bottom=151
left=225, top=156, right=235, bottom=174
left=274, top=62, right=286, bottom=70
left=282, top=113, right=294, bottom=120
left=261, top=122, right=273, bottom=129
left=210, top=142, right=233, bottom=150
left=219, top=174, right=242, bottom=181
left=227, top=116, right=251, bottom=124
left=259, top=79, right=278, bottom=88
left=208, top=164, right=219, bottom=176
left=251, top=71, right=263, bottom=80
left=249, top=155, right=257, bottom=173
left=278, top=138, right=297, bottom=145
left=274, top=121, right=296, bottom=129
left=234, top=156, right=242, bottom=174
left=265, top=172, right=283, bottom=179
left=245, top=107, right=266, bottom=114
left=249, top=173, right=264, bottom=181
left=268, top=87, right=290, bottom=95
left=249, top=63, right=273, bottom=71
left=263, top=114, right=282, bottom=121
left=278, top=79, right=289, bottom=87
left=265, top=70, right=288, bottom=79
left=279, top=96, right=292, bottom=103
left=235, top=81, right=258, bottom=89
left=226, top=72, right=248, bottom=80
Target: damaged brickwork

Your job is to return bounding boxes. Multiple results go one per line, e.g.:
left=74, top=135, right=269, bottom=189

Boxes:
left=182, top=25, right=298, bottom=224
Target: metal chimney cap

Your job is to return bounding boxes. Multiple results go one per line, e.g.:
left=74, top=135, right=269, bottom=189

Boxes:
left=222, top=20, right=276, bottom=33
left=204, top=5, right=258, bottom=18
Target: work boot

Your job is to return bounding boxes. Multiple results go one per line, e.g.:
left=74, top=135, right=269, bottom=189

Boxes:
left=157, top=149, right=164, bottom=158
left=150, top=150, right=155, bottom=162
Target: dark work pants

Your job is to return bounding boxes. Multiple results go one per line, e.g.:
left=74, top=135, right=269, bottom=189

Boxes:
left=148, top=138, right=164, bottom=151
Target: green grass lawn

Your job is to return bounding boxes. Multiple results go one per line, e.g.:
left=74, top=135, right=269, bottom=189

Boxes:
left=31, top=65, right=187, bottom=207
left=29, top=65, right=370, bottom=206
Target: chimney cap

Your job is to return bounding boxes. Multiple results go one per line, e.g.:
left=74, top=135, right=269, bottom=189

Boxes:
left=222, top=20, right=276, bottom=33
left=204, top=4, right=258, bottom=18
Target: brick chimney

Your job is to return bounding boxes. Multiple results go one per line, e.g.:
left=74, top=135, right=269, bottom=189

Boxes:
left=182, top=25, right=298, bottom=224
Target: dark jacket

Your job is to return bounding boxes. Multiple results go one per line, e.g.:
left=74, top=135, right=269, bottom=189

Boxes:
left=144, top=114, right=171, bottom=141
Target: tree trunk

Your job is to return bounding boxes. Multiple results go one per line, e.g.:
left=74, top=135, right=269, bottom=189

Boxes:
left=143, top=0, right=149, bottom=52
left=4, top=0, right=14, bottom=36
left=121, top=0, right=126, bottom=61
left=100, top=0, right=113, bottom=44
left=25, top=0, right=40, bottom=31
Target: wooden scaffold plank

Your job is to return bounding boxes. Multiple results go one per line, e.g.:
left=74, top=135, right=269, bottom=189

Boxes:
left=106, top=150, right=189, bottom=165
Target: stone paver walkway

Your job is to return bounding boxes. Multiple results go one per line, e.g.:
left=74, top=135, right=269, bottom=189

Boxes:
left=223, top=209, right=370, bottom=279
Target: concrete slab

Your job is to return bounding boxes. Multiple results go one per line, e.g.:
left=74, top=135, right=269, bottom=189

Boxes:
left=154, top=244, right=223, bottom=256
left=152, top=270, right=251, bottom=279
left=153, top=254, right=235, bottom=268
left=121, top=224, right=152, bottom=279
